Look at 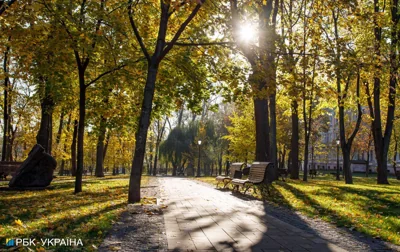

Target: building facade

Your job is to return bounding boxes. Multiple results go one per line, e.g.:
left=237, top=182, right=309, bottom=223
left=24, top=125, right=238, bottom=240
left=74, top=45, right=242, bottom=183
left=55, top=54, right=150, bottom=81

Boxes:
left=304, top=109, right=399, bottom=175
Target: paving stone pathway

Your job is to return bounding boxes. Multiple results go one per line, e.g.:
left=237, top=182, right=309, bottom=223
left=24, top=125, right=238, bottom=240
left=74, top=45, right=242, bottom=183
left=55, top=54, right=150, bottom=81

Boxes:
left=100, top=177, right=399, bottom=252
left=99, top=178, right=168, bottom=251
left=159, top=177, right=399, bottom=252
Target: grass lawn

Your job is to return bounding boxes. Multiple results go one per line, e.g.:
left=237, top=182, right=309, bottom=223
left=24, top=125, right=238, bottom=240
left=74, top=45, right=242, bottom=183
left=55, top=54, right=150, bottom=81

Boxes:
left=196, top=174, right=400, bottom=245
left=0, top=175, right=148, bottom=251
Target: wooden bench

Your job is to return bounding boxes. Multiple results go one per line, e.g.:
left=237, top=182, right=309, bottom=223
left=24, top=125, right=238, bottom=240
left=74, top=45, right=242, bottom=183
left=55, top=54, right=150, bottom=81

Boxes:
left=309, top=169, right=317, bottom=178
left=231, top=162, right=273, bottom=194
left=395, top=170, right=400, bottom=180
left=215, top=162, right=244, bottom=188
left=0, top=161, right=23, bottom=180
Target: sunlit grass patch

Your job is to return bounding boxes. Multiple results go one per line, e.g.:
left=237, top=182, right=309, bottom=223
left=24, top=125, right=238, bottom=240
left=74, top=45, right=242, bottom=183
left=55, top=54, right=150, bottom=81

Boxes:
left=196, top=175, right=400, bottom=245
left=0, top=175, right=147, bottom=251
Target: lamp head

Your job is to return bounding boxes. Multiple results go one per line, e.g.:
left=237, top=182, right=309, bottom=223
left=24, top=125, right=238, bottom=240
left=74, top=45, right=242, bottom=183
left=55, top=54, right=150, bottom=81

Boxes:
left=336, top=138, right=340, bottom=145
left=198, top=140, right=202, bottom=145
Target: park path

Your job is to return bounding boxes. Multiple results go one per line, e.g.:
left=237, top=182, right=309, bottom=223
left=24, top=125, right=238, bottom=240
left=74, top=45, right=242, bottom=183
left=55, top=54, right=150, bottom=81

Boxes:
left=159, top=177, right=397, bottom=252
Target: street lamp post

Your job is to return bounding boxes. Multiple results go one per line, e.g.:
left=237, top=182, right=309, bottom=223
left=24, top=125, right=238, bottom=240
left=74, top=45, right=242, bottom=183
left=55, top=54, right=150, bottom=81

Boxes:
left=197, top=140, right=202, bottom=177
left=336, top=138, right=340, bottom=181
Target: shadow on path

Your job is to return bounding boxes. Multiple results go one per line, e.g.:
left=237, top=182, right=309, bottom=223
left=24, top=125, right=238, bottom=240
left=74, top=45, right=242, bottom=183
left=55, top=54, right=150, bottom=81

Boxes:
left=175, top=177, right=399, bottom=252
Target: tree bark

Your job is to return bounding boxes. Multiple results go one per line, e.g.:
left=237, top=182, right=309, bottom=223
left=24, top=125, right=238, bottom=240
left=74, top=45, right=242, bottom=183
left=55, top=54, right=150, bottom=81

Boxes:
left=5, top=103, right=12, bottom=161
left=290, top=100, right=299, bottom=179
left=36, top=95, right=54, bottom=154
left=71, top=119, right=78, bottom=176
left=393, top=137, right=397, bottom=176
left=8, top=125, right=15, bottom=161
left=254, top=97, right=270, bottom=161
left=75, top=76, right=86, bottom=192
left=2, top=43, right=10, bottom=161
left=55, top=111, right=65, bottom=146
left=103, top=131, right=110, bottom=161
left=269, top=93, right=278, bottom=178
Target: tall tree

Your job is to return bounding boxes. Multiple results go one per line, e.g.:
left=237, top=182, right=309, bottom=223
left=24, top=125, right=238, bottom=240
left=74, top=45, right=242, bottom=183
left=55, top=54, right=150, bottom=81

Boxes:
left=71, top=119, right=78, bottom=176
left=229, top=0, right=279, bottom=180
left=2, top=38, right=11, bottom=161
left=43, top=0, right=127, bottom=192
left=280, top=0, right=303, bottom=179
left=127, top=0, right=208, bottom=203
left=368, top=0, right=398, bottom=184
left=328, top=1, right=363, bottom=184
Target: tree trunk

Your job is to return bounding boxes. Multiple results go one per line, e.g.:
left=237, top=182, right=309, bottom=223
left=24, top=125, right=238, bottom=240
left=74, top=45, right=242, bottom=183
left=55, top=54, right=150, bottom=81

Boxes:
left=129, top=65, right=159, bottom=202
left=371, top=0, right=395, bottom=184
left=303, top=136, right=310, bottom=181
left=36, top=95, right=54, bottom=154
left=55, top=111, right=65, bottom=146
left=342, top=146, right=353, bottom=184
left=269, top=94, right=278, bottom=179
left=172, top=164, right=178, bottom=176
left=366, top=149, right=370, bottom=177
left=153, top=119, right=166, bottom=176
left=152, top=143, right=159, bottom=176
left=290, top=100, right=299, bottom=179
left=71, top=119, right=78, bottom=176
left=218, top=151, right=223, bottom=175
left=302, top=1, right=309, bottom=182
left=148, top=139, right=154, bottom=175
left=393, top=139, right=397, bottom=176
left=338, top=100, right=353, bottom=184
left=103, top=131, right=110, bottom=161
left=254, top=96, right=270, bottom=161
left=8, top=126, right=15, bottom=162
left=5, top=105, right=12, bottom=161
left=95, top=115, right=107, bottom=177
left=60, top=113, right=71, bottom=175
left=75, top=79, right=86, bottom=193
left=177, top=107, right=184, bottom=127
left=2, top=43, right=10, bottom=162
left=128, top=0, right=204, bottom=202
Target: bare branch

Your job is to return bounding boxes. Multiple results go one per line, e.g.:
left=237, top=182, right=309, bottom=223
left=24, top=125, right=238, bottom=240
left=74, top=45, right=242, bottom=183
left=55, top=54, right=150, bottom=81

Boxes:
left=348, top=69, right=363, bottom=145
left=85, top=57, right=145, bottom=87
left=86, top=64, right=126, bottom=87
left=128, top=0, right=151, bottom=62
left=158, top=0, right=206, bottom=62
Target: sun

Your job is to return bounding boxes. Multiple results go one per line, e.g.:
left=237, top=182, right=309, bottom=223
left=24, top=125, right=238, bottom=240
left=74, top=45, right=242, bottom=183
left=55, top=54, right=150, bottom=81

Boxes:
left=238, top=22, right=258, bottom=43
